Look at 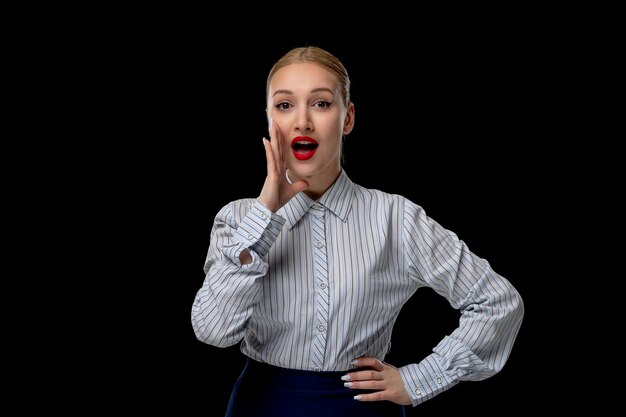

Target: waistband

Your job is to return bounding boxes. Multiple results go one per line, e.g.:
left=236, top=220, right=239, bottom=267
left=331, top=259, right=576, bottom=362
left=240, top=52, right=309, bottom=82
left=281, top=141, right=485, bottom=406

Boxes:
left=229, top=358, right=405, bottom=416
left=242, top=358, right=370, bottom=391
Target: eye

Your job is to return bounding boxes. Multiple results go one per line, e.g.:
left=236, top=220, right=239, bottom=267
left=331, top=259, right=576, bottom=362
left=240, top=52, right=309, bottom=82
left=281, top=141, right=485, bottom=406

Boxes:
left=314, top=100, right=333, bottom=109
left=275, top=102, right=292, bottom=111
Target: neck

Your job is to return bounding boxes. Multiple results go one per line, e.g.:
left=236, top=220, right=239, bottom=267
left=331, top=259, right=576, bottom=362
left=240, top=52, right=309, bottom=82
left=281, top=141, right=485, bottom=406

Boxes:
left=287, top=167, right=341, bottom=201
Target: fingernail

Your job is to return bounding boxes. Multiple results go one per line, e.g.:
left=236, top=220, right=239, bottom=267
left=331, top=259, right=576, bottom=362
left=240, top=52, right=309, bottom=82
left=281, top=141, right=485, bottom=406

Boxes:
left=341, top=374, right=351, bottom=381
left=343, top=382, right=353, bottom=387
left=354, top=395, right=362, bottom=401
left=350, top=359, right=359, bottom=365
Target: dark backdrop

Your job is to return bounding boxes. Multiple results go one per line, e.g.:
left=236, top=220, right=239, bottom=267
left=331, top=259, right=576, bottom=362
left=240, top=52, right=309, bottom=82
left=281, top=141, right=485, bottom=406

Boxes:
left=91, top=27, right=573, bottom=416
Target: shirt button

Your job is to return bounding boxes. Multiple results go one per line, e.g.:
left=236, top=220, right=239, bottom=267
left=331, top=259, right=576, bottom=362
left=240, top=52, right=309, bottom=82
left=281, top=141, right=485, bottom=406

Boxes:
left=436, top=377, right=442, bottom=384
left=261, top=213, right=267, bottom=220
left=414, top=389, right=421, bottom=396
left=314, top=367, right=321, bottom=372
left=317, top=324, right=326, bottom=332
left=316, top=241, right=324, bottom=248
left=319, top=283, right=327, bottom=289
left=248, top=234, right=253, bottom=239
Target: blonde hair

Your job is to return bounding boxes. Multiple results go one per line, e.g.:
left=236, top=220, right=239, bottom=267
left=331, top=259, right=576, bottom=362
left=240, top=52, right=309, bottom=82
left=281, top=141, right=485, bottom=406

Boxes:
left=266, top=46, right=351, bottom=106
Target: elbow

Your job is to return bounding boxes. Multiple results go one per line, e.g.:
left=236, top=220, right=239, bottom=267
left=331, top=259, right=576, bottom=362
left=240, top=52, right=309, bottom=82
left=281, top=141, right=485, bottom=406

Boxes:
left=494, top=285, right=524, bottom=373
left=191, top=318, right=242, bottom=348
left=195, top=333, right=240, bottom=349
left=511, top=286, right=525, bottom=326
left=494, top=284, right=524, bottom=354
left=490, top=279, right=525, bottom=329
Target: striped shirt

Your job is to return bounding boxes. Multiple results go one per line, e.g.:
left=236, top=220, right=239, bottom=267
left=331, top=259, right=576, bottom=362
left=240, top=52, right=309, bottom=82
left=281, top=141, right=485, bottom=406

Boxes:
left=192, top=170, right=524, bottom=406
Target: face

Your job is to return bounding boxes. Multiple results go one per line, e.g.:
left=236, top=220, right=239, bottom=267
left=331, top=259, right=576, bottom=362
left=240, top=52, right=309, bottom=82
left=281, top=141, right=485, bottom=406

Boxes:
left=267, top=63, right=354, bottom=181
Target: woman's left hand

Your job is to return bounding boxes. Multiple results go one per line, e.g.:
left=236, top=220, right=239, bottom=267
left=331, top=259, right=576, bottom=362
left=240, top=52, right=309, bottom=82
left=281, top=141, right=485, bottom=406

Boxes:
left=342, top=357, right=412, bottom=406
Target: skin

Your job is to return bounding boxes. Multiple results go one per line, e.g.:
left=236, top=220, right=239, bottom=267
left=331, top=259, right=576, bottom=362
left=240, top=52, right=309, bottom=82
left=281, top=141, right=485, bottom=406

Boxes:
left=262, top=62, right=353, bottom=207
left=244, top=62, right=411, bottom=406
left=345, top=358, right=412, bottom=405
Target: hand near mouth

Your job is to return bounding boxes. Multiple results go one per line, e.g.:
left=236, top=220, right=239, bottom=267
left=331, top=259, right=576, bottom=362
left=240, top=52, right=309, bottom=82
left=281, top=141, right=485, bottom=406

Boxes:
left=257, top=120, right=309, bottom=213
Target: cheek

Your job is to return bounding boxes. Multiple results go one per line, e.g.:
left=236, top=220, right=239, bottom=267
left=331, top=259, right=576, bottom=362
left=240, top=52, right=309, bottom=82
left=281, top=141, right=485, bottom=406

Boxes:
left=316, top=115, right=343, bottom=135
left=269, top=111, right=290, bottom=128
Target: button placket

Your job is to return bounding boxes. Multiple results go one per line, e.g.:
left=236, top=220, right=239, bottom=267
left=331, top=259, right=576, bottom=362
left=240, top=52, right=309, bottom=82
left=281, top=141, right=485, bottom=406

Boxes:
left=310, top=205, right=329, bottom=371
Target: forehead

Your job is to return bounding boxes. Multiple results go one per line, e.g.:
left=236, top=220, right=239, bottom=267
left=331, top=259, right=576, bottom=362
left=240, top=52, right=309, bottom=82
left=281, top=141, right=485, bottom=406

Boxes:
left=269, top=63, right=338, bottom=93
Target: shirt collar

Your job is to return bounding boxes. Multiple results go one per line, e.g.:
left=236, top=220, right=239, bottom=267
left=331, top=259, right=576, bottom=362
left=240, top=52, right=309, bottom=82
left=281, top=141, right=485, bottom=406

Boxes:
left=280, top=169, right=355, bottom=230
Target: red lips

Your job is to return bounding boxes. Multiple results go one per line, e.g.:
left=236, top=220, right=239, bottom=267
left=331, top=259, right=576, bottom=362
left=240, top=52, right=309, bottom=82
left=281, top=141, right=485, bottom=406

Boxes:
left=290, top=136, right=318, bottom=160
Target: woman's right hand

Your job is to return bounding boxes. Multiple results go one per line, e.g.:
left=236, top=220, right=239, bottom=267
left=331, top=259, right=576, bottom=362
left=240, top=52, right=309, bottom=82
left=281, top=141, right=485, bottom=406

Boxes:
left=257, top=119, right=309, bottom=213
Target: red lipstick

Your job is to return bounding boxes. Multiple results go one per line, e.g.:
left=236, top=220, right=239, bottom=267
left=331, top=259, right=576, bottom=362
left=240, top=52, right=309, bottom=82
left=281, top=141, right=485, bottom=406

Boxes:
left=290, top=136, right=318, bottom=160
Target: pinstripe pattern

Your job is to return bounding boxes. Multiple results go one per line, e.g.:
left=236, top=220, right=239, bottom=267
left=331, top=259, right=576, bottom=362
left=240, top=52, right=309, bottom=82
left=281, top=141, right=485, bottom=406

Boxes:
left=192, top=170, right=524, bottom=406
left=310, top=203, right=330, bottom=370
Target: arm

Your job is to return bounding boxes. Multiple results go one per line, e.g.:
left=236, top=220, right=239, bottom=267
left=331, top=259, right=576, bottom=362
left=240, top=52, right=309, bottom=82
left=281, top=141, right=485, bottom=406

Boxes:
left=191, top=200, right=285, bottom=347
left=192, top=119, right=307, bottom=347
left=398, top=200, right=524, bottom=406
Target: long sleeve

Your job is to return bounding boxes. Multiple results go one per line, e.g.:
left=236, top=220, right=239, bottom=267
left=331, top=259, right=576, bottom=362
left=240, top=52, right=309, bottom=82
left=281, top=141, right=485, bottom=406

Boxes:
left=191, top=199, right=286, bottom=347
left=398, top=200, right=524, bottom=406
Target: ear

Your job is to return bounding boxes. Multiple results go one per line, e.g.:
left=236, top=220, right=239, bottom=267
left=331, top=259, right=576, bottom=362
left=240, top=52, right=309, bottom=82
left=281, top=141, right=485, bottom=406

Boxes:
left=343, top=102, right=355, bottom=135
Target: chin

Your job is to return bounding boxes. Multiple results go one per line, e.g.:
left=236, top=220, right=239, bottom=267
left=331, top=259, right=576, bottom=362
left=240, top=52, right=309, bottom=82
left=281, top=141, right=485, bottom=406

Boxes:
left=287, top=164, right=317, bottom=179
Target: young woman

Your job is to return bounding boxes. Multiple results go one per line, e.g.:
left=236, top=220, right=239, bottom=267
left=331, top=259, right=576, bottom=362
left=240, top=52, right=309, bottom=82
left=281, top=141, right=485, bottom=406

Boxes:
left=192, top=46, right=524, bottom=417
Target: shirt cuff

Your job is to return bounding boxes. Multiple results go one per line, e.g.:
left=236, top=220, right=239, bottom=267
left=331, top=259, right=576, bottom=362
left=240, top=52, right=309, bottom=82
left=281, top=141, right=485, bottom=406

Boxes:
left=233, top=200, right=286, bottom=257
left=398, top=353, right=459, bottom=407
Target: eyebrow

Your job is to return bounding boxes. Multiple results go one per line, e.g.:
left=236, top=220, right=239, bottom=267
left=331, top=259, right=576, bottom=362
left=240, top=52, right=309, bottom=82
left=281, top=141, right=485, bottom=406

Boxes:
left=272, top=87, right=335, bottom=97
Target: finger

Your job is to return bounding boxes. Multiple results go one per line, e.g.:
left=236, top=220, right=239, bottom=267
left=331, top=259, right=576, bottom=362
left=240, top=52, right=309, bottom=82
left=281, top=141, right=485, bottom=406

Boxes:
left=353, top=391, right=387, bottom=402
left=269, top=130, right=282, bottom=176
left=290, top=179, right=309, bottom=194
left=342, top=369, right=382, bottom=382
left=268, top=134, right=283, bottom=179
left=343, top=379, right=384, bottom=391
left=272, top=120, right=284, bottom=172
left=263, top=138, right=277, bottom=177
left=351, top=357, right=384, bottom=371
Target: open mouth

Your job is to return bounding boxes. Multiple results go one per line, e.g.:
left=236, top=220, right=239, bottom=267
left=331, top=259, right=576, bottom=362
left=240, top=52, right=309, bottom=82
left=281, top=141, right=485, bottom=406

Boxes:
left=291, top=136, right=318, bottom=160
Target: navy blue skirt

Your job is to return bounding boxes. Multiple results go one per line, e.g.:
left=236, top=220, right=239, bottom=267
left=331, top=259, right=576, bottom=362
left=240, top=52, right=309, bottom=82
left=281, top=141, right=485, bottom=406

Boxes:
left=225, top=358, right=406, bottom=417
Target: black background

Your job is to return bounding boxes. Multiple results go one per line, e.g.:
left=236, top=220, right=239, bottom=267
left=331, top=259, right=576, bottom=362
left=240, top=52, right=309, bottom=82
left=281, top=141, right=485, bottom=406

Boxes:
left=62, top=19, right=593, bottom=416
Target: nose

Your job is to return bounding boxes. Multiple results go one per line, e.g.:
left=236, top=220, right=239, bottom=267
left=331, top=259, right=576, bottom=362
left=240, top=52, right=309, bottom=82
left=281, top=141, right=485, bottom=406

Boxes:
left=294, top=107, right=313, bottom=132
